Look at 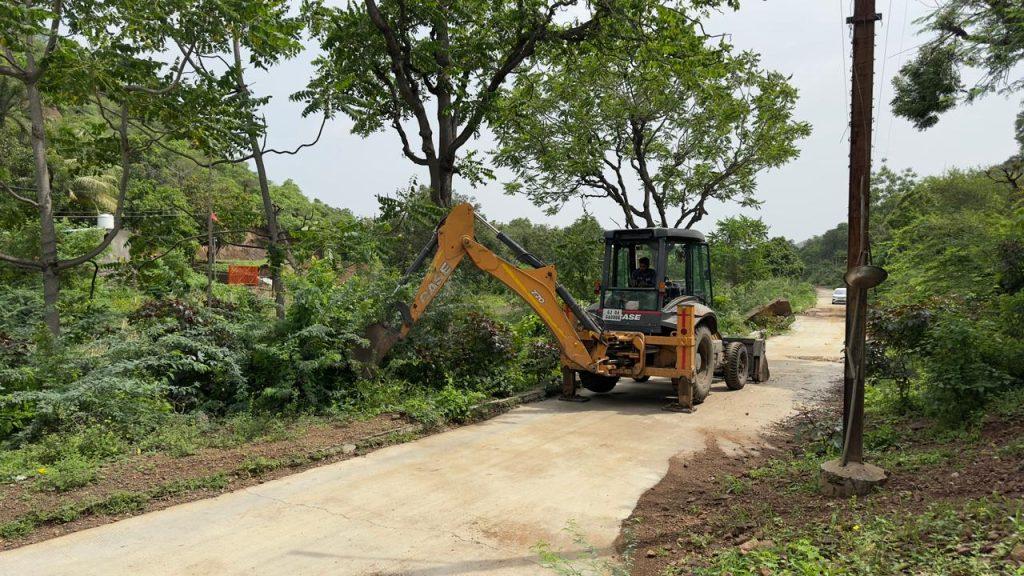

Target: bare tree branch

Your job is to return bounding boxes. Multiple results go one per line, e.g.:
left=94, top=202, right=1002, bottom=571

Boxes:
left=57, top=104, right=131, bottom=270
left=0, top=45, right=26, bottom=78
left=0, top=180, right=39, bottom=206
left=0, top=251, right=41, bottom=270
left=135, top=229, right=263, bottom=269
left=124, top=43, right=196, bottom=95
left=262, top=114, right=328, bottom=157
left=41, top=1, right=63, bottom=60
left=364, top=0, right=438, bottom=164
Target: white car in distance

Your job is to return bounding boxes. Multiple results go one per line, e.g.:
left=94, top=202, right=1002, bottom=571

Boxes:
left=832, top=287, right=847, bottom=305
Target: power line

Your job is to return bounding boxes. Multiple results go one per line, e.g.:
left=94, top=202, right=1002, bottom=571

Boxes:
left=884, top=0, right=912, bottom=161
left=839, top=0, right=851, bottom=143
left=874, top=0, right=895, bottom=158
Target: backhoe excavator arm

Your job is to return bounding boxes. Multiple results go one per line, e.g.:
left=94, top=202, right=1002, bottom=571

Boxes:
left=393, top=203, right=603, bottom=372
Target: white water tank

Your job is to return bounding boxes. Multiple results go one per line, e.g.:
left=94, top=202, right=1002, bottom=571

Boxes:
left=97, top=213, right=115, bottom=230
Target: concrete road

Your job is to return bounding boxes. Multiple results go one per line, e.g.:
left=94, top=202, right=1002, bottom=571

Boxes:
left=3, top=291, right=843, bottom=576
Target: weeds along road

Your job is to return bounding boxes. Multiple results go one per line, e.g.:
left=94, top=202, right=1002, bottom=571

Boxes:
left=2, top=290, right=844, bottom=576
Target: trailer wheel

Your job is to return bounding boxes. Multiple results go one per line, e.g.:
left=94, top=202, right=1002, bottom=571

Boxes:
left=632, top=375, right=651, bottom=383
left=724, top=342, right=748, bottom=390
left=580, top=372, right=620, bottom=394
left=692, top=326, right=714, bottom=404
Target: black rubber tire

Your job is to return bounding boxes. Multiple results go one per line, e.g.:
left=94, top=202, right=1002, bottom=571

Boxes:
left=580, top=372, right=620, bottom=393
left=724, top=342, right=749, bottom=390
left=692, top=326, right=714, bottom=404
left=632, top=375, right=651, bottom=383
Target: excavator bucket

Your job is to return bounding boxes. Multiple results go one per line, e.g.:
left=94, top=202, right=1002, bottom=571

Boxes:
left=352, top=322, right=402, bottom=368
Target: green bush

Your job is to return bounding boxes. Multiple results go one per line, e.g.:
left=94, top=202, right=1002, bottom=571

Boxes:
left=869, top=297, right=1021, bottom=423
left=35, top=454, right=99, bottom=492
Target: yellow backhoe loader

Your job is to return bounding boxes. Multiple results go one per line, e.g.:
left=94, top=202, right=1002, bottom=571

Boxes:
left=365, top=203, right=769, bottom=412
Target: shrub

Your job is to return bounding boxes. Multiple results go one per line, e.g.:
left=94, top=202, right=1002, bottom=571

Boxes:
left=433, top=384, right=487, bottom=424
left=2, top=375, right=169, bottom=442
left=35, top=454, right=99, bottom=492
left=868, top=298, right=1020, bottom=423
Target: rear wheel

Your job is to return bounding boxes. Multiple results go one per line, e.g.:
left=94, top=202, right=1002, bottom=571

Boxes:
left=692, top=326, right=714, bottom=404
left=580, top=372, right=620, bottom=393
left=632, top=375, right=651, bottom=383
left=724, top=342, right=749, bottom=390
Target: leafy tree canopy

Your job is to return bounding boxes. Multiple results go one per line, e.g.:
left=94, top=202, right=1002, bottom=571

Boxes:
left=298, top=0, right=615, bottom=207
left=492, top=0, right=810, bottom=229
left=892, top=0, right=1024, bottom=131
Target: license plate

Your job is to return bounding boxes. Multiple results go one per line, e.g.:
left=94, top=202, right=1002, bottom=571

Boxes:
left=602, top=308, right=622, bottom=321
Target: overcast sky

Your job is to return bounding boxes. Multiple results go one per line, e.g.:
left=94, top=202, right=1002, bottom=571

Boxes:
left=250, top=0, right=1021, bottom=243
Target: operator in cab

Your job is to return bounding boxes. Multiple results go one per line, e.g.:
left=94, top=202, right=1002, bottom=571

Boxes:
left=630, top=256, right=657, bottom=288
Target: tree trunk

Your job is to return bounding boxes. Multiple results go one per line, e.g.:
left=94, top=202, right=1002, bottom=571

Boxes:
left=25, top=76, right=60, bottom=337
left=206, top=204, right=215, bottom=306
left=249, top=136, right=285, bottom=320
left=428, top=161, right=454, bottom=207
left=234, top=36, right=286, bottom=320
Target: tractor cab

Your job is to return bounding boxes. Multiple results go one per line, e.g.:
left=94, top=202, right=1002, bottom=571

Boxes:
left=595, top=228, right=713, bottom=335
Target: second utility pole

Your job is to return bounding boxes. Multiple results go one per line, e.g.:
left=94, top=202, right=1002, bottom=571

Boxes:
left=820, top=0, right=888, bottom=496
left=843, top=0, right=879, bottom=465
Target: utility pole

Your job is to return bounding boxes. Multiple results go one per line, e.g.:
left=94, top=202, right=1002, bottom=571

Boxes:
left=820, top=0, right=888, bottom=496
left=843, top=0, right=878, bottom=465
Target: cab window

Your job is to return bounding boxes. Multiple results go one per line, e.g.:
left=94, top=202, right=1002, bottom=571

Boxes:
left=665, top=242, right=689, bottom=297
left=691, top=243, right=712, bottom=304
left=604, top=241, right=659, bottom=311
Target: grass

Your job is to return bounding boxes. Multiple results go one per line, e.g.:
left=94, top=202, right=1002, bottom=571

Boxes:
left=0, top=473, right=231, bottom=540
left=577, top=350, right=1024, bottom=576
left=534, top=520, right=632, bottom=576
left=748, top=452, right=829, bottom=494
left=721, top=474, right=752, bottom=496
left=239, top=456, right=283, bottom=477
left=0, top=426, right=126, bottom=492
left=0, top=416, right=431, bottom=542
left=0, top=412, right=331, bottom=492
left=679, top=497, right=1024, bottom=576
left=637, top=383, right=1024, bottom=576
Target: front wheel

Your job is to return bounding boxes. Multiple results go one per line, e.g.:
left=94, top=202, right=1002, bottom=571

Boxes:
left=692, top=326, right=714, bottom=404
left=580, top=372, right=620, bottom=394
left=632, top=375, right=651, bottom=383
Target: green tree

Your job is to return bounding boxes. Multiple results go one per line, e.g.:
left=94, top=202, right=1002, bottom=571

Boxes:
left=759, top=236, right=803, bottom=279
left=707, top=215, right=771, bottom=285
left=493, top=1, right=810, bottom=229
left=798, top=223, right=847, bottom=286
left=879, top=169, right=1016, bottom=304
left=891, top=1, right=1024, bottom=130
left=0, top=0, right=207, bottom=335
left=298, top=0, right=610, bottom=207
left=133, top=0, right=308, bottom=318
left=494, top=214, right=604, bottom=299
